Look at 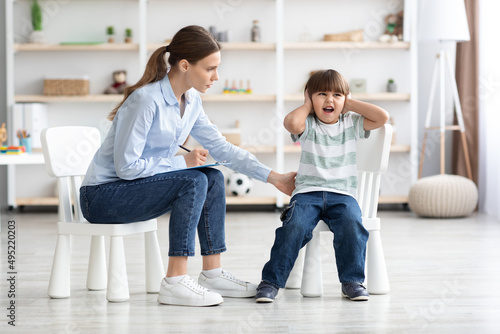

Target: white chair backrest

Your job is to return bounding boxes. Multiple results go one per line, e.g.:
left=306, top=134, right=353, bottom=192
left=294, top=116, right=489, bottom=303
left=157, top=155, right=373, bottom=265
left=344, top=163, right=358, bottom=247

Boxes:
left=41, top=126, right=101, bottom=223
left=41, top=126, right=101, bottom=178
left=356, top=124, right=392, bottom=218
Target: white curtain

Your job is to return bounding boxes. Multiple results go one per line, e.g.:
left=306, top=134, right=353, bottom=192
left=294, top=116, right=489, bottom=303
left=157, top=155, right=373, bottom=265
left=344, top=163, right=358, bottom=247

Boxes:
left=478, top=0, right=500, bottom=220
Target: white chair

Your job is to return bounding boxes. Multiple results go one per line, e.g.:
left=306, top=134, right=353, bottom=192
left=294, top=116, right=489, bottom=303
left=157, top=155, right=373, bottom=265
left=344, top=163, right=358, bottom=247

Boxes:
left=41, top=126, right=165, bottom=302
left=286, top=124, right=392, bottom=297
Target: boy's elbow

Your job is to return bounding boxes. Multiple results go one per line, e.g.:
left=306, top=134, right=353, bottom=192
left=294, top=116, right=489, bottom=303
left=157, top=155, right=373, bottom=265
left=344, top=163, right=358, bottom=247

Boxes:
left=283, top=118, right=304, bottom=135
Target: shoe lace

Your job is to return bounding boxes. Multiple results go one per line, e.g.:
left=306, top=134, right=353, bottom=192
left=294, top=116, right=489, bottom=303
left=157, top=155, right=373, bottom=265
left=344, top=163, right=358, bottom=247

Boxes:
left=184, top=276, right=209, bottom=293
left=221, top=270, right=247, bottom=285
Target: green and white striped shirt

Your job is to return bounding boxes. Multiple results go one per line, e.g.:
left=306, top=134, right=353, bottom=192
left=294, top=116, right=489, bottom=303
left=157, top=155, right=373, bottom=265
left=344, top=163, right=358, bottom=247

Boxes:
left=291, top=112, right=368, bottom=198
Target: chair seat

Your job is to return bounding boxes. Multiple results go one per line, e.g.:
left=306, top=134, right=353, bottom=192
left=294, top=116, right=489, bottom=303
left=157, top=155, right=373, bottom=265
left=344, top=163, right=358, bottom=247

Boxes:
left=57, top=219, right=158, bottom=236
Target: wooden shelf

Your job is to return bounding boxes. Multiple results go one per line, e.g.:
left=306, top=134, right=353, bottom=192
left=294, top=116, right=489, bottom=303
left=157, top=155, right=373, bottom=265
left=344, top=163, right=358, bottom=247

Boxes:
left=15, top=94, right=123, bottom=103
left=284, top=93, right=410, bottom=102
left=15, top=94, right=276, bottom=103
left=390, top=145, right=411, bottom=153
left=14, top=43, right=139, bottom=52
left=16, top=197, right=58, bottom=206
left=284, top=41, right=410, bottom=50
left=201, top=94, right=275, bottom=102
left=378, top=196, right=408, bottom=204
left=147, top=42, right=275, bottom=51
left=226, top=196, right=277, bottom=205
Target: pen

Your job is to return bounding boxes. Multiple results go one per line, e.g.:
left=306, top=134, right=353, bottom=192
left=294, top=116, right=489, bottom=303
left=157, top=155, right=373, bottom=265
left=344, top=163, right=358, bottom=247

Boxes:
left=178, top=145, right=191, bottom=152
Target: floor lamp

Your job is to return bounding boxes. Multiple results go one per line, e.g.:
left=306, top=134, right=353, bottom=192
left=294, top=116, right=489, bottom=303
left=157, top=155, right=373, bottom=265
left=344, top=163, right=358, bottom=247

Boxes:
left=418, top=0, right=473, bottom=180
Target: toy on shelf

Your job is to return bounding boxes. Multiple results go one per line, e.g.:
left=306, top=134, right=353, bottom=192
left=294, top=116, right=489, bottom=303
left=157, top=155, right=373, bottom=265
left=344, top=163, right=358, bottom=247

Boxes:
left=104, top=70, right=128, bottom=94
left=0, top=123, right=7, bottom=146
left=222, top=79, right=253, bottom=94
left=379, top=11, right=404, bottom=43
left=0, top=146, right=25, bottom=155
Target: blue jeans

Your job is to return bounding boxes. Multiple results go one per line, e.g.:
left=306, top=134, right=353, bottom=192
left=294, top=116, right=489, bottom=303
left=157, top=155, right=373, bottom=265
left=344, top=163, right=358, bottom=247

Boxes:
left=261, top=191, right=368, bottom=288
left=80, top=168, right=227, bottom=257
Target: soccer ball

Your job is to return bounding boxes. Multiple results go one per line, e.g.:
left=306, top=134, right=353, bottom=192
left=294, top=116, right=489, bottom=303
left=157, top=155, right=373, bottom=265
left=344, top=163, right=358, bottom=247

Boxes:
left=226, top=173, right=253, bottom=196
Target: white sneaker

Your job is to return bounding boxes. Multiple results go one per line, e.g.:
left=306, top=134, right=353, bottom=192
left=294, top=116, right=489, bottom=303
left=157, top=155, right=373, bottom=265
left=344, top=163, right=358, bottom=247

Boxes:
left=198, top=269, right=257, bottom=298
left=157, top=276, right=223, bottom=307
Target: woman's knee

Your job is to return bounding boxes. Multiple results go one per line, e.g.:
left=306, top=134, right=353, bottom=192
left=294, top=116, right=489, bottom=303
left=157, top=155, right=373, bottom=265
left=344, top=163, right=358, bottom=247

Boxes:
left=203, top=168, right=224, bottom=187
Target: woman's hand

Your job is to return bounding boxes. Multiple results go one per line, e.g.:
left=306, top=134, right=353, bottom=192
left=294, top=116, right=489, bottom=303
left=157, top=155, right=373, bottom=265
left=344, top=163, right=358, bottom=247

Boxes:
left=267, top=170, right=297, bottom=196
left=184, top=148, right=209, bottom=168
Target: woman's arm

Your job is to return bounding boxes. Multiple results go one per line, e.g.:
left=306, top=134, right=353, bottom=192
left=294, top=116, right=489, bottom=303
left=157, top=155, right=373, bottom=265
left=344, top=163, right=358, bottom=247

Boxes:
left=343, top=98, right=389, bottom=131
left=283, top=90, right=312, bottom=135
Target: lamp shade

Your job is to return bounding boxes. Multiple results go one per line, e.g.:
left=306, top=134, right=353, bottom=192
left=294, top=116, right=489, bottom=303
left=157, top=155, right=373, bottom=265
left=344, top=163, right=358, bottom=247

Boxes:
left=419, top=0, right=470, bottom=42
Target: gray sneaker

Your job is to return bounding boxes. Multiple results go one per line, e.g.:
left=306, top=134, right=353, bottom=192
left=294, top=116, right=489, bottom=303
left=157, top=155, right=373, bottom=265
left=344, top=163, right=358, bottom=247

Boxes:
left=255, top=281, right=279, bottom=303
left=341, top=282, right=369, bottom=301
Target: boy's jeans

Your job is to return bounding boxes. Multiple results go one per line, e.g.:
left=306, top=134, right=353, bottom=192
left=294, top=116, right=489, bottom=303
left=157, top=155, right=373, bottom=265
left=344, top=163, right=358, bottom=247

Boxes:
left=80, top=168, right=226, bottom=257
left=262, top=191, right=369, bottom=288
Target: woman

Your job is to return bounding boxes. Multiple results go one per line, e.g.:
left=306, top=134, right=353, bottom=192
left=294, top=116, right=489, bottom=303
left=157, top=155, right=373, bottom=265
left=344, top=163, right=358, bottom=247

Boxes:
left=80, top=25, right=296, bottom=307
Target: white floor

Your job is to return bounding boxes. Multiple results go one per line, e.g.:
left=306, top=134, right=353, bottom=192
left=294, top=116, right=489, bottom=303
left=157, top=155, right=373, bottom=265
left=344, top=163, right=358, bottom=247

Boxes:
left=1, top=209, right=500, bottom=333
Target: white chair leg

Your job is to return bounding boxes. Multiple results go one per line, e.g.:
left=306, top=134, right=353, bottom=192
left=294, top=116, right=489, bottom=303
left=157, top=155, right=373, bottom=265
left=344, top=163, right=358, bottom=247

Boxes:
left=87, top=235, right=107, bottom=291
left=366, top=230, right=390, bottom=294
left=144, top=231, right=165, bottom=293
left=48, top=234, right=71, bottom=299
left=301, top=231, right=323, bottom=297
left=285, top=247, right=305, bottom=289
left=106, top=236, right=130, bottom=302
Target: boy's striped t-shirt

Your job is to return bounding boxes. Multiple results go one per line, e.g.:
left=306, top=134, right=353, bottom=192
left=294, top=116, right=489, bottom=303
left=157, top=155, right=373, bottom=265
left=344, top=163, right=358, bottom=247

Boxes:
left=291, top=112, right=368, bottom=198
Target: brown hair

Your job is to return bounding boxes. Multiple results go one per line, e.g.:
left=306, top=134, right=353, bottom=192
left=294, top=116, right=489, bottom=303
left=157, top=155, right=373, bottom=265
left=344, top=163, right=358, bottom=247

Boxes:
left=305, top=69, right=350, bottom=100
left=108, top=25, right=221, bottom=120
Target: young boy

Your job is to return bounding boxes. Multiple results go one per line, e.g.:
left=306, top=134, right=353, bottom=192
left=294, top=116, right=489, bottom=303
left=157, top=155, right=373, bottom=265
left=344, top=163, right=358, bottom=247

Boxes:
left=255, top=69, right=389, bottom=302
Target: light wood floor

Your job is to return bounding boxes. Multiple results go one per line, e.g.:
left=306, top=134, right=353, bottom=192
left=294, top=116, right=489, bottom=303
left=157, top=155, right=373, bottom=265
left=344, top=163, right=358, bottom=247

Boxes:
left=1, top=208, right=500, bottom=333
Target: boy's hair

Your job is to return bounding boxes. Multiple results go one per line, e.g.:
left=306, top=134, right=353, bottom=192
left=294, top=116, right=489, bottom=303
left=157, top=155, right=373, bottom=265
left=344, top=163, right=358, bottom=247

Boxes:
left=305, top=69, right=350, bottom=99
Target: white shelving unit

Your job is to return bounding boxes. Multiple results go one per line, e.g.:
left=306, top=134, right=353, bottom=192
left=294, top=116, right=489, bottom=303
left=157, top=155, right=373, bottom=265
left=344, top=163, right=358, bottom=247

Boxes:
left=4, top=0, right=418, bottom=209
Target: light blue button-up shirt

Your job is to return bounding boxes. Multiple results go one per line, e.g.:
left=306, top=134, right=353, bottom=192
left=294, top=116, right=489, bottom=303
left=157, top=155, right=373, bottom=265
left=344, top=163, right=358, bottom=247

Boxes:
left=82, top=74, right=271, bottom=186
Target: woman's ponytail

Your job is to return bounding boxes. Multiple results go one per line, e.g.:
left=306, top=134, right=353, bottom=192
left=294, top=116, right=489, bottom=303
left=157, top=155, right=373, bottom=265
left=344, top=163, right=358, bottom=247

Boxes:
left=108, top=25, right=220, bottom=121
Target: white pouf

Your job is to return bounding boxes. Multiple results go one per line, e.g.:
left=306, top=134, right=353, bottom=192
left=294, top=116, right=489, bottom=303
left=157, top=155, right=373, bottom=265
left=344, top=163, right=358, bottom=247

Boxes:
left=409, top=174, right=478, bottom=218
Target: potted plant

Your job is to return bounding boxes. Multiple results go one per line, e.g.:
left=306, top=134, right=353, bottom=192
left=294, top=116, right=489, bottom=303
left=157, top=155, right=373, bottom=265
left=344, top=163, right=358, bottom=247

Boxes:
left=125, top=28, right=132, bottom=43
left=107, top=26, right=115, bottom=43
left=29, top=0, right=45, bottom=43
left=387, top=78, right=397, bottom=93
